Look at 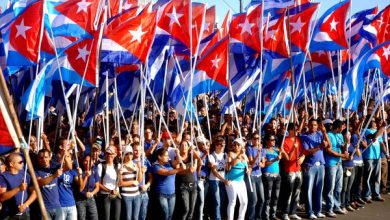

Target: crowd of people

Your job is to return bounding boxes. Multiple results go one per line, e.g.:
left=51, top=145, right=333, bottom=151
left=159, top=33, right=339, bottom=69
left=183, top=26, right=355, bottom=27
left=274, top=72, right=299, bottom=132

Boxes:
left=0, top=101, right=390, bottom=220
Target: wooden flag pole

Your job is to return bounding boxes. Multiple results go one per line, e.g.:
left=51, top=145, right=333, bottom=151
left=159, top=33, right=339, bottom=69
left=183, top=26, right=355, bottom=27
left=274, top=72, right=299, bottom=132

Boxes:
left=0, top=69, right=48, bottom=220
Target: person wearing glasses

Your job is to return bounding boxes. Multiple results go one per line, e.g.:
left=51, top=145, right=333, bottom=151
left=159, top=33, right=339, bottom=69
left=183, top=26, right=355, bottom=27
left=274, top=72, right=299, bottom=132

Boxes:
left=262, top=133, right=286, bottom=220
left=0, top=153, right=37, bottom=219
left=246, top=132, right=265, bottom=220
left=226, top=138, right=249, bottom=220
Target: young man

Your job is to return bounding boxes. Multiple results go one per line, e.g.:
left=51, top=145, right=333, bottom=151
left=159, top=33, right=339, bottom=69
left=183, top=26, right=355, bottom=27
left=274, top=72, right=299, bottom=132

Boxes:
left=0, top=153, right=37, bottom=219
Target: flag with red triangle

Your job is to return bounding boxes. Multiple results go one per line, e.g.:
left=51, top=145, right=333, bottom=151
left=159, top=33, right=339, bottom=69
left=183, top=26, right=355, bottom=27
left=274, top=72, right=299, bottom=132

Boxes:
left=310, top=0, right=350, bottom=51
left=264, top=9, right=290, bottom=58
left=6, top=0, right=43, bottom=66
left=102, top=5, right=157, bottom=64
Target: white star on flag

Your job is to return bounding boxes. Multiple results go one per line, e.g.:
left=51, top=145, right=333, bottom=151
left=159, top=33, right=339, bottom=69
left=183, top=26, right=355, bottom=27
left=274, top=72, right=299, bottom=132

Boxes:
left=76, top=45, right=90, bottom=62
left=290, top=17, right=304, bottom=34
left=239, top=18, right=255, bottom=35
left=266, top=29, right=277, bottom=41
left=329, top=18, right=339, bottom=32
left=76, top=0, right=92, bottom=14
left=378, top=16, right=385, bottom=29
left=203, top=22, right=210, bottom=32
left=129, top=26, right=147, bottom=43
left=382, top=45, right=390, bottom=60
left=15, top=19, right=32, bottom=39
left=211, top=55, right=221, bottom=69
left=166, top=6, right=183, bottom=29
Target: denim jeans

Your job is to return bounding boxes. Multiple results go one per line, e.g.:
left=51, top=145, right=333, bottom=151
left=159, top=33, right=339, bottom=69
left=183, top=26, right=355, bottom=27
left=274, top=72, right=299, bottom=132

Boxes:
left=3, top=211, right=30, bottom=220
left=324, top=164, right=343, bottom=212
left=97, top=193, right=121, bottom=220
left=303, top=165, right=324, bottom=216
left=209, top=180, right=227, bottom=220
left=262, top=174, right=281, bottom=219
left=139, top=192, right=149, bottom=220
left=158, top=193, right=176, bottom=220
left=122, top=195, right=141, bottom=220
left=341, top=167, right=355, bottom=208
left=363, top=159, right=381, bottom=199
left=352, top=164, right=364, bottom=201
left=196, top=180, right=209, bottom=220
left=76, top=198, right=98, bottom=220
left=177, top=182, right=197, bottom=220
left=282, top=171, right=302, bottom=215
left=246, top=175, right=264, bottom=220
left=60, top=206, right=77, bottom=220
left=46, top=208, right=63, bottom=220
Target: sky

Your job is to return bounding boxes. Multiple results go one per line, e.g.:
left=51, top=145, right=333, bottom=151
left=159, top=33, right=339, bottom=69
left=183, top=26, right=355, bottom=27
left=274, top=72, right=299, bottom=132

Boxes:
left=0, top=0, right=389, bottom=23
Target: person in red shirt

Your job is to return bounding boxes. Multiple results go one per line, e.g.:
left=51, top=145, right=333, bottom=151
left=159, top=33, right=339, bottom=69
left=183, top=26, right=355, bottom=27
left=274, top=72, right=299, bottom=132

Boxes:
left=281, top=123, right=305, bottom=220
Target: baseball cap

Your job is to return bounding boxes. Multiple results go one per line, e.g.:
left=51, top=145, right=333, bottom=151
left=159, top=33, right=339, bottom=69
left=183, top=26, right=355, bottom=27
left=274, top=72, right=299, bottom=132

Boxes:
left=233, top=138, right=245, bottom=147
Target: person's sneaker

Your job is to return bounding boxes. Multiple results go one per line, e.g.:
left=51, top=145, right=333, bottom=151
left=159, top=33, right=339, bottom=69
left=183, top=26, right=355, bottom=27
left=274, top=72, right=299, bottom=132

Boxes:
left=289, top=214, right=302, bottom=220
left=282, top=214, right=290, bottom=220
left=308, top=214, right=317, bottom=220
left=326, top=212, right=337, bottom=218
left=346, top=205, right=355, bottom=212
left=317, top=213, right=326, bottom=218
left=335, top=209, right=347, bottom=215
left=373, top=197, right=385, bottom=202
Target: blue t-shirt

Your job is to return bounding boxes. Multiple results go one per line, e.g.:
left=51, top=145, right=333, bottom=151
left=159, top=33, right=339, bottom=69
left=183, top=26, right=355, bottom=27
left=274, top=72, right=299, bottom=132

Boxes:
left=78, top=166, right=100, bottom=199
left=199, top=151, right=210, bottom=178
left=246, top=145, right=262, bottom=176
left=153, top=162, right=176, bottom=195
left=325, top=132, right=343, bottom=167
left=58, top=169, right=77, bottom=207
left=0, top=170, right=31, bottom=216
left=301, top=131, right=325, bottom=166
left=134, top=157, right=152, bottom=186
left=363, top=129, right=382, bottom=160
left=262, top=147, right=280, bottom=174
left=226, top=161, right=247, bottom=181
left=144, top=140, right=155, bottom=152
left=35, top=167, right=61, bottom=210
left=342, top=143, right=355, bottom=168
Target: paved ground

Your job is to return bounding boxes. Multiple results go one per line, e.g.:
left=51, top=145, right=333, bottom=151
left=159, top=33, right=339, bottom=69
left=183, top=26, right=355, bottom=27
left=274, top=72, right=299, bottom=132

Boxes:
left=300, top=193, right=390, bottom=219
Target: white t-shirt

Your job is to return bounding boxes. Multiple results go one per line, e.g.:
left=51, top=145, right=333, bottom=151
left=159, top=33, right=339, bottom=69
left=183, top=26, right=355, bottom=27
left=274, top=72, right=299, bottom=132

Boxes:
left=208, top=152, right=227, bottom=181
left=97, top=163, right=121, bottom=194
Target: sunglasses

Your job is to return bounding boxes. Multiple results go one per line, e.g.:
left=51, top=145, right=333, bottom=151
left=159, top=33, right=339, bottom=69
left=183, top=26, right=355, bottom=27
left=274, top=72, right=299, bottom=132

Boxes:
left=253, top=137, right=260, bottom=140
left=15, top=161, right=24, bottom=164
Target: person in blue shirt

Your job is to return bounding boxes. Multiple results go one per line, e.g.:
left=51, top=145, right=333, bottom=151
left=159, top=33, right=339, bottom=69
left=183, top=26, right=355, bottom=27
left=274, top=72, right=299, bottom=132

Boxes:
left=324, top=119, right=349, bottom=217
left=195, top=136, right=211, bottom=220
left=362, top=120, right=386, bottom=202
left=75, top=155, right=99, bottom=220
left=35, top=149, right=64, bottom=220
left=0, top=153, right=36, bottom=219
left=153, top=148, right=185, bottom=220
left=301, top=118, right=329, bottom=220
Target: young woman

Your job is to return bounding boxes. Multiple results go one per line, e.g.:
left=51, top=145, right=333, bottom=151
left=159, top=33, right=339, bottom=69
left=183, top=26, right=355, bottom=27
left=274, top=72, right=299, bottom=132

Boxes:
left=119, top=145, right=143, bottom=220
left=153, top=148, right=185, bottom=220
left=176, top=140, right=200, bottom=220
left=225, top=138, right=249, bottom=220
left=76, top=155, right=100, bottom=220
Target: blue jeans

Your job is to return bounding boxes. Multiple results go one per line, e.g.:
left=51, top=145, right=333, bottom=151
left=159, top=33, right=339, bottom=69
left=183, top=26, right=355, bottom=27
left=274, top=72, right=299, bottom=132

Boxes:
left=324, top=165, right=343, bottom=212
left=246, top=175, right=264, bottom=220
left=262, top=174, right=281, bottom=219
left=282, top=171, right=302, bottom=215
left=352, top=164, right=364, bottom=201
left=303, top=165, right=324, bottom=216
left=97, top=193, right=121, bottom=220
left=196, top=180, right=209, bottom=220
left=139, top=192, right=149, bottom=220
left=76, top=198, right=98, bottom=220
left=123, top=195, right=141, bottom=220
left=60, top=206, right=77, bottom=220
left=46, top=208, right=63, bottom=220
left=363, top=159, right=381, bottom=199
left=158, top=193, right=176, bottom=220
left=341, top=167, right=355, bottom=207
left=209, top=180, right=227, bottom=220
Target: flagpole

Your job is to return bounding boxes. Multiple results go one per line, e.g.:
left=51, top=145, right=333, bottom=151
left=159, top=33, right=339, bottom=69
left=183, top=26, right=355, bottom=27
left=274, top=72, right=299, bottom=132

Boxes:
left=0, top=68, right=49, bottom=220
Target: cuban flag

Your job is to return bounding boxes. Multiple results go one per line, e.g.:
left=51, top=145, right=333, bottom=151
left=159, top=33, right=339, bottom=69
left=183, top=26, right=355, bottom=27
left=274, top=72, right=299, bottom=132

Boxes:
left=360, top=5, right=390, bottom=46
left=5, top=0, right=43, bottom=66
left=0, top=88, right=18, bottom=154
left=101, top=5, right=156, bottom=64
left=310, top=0, right=350, bottom=52
left=263, top=9, right=290, bottom=58
left=247, top=0, right=294, bottom=17
left=343, top=41, right=390, bottom=111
